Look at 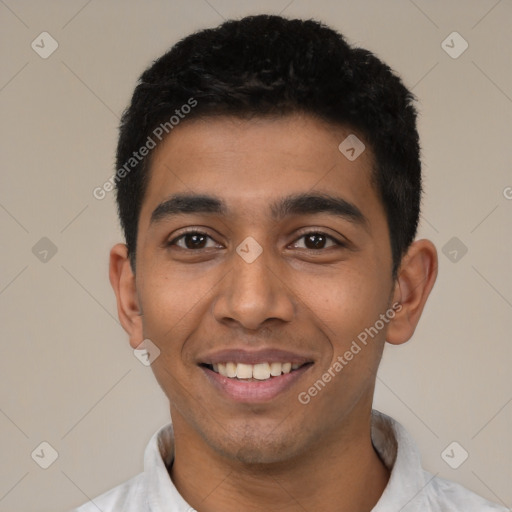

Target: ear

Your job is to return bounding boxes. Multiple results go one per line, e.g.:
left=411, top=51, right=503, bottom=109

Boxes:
left=386, top=239, right=438, bottom=345
left=109, top=243, right=144, bottom=349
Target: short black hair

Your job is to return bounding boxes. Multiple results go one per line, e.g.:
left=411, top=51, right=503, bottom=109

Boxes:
left=115, top=14, right=421, bottom=278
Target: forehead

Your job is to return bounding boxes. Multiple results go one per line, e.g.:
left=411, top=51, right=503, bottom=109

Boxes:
left=140, top=114, right=382, bottom=224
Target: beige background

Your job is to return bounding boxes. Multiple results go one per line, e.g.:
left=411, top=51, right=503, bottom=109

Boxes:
left=1, top=1, right=511, bottom=511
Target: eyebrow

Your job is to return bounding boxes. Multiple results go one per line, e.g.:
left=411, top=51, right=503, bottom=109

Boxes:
left=150, top=192, right=368, bottom=229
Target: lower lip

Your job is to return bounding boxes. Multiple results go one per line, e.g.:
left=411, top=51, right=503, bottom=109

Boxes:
left=201, top=365, right=312, bottom=403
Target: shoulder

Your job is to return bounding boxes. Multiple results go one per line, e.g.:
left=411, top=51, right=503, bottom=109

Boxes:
left=70, top=472, right=146, bottom=512
left=425, top=472, right=508, bottom=511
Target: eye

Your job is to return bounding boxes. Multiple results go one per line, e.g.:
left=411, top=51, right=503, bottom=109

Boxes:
left=166, top=230, right=345, bottom=252
left=292, top=231, right=344, bottom=250
left=168, top=230, right=221, bottom=250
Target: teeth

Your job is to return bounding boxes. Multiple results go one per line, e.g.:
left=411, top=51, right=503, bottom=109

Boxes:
left=236, top=363, right=253, bottom=379
left=210, top=361, right=302, bottom=380
left=253, top=363, right=271, bottom=380
left=226, top=362, right=237, bottom=378
left=270, top=362, right=282, bottom=376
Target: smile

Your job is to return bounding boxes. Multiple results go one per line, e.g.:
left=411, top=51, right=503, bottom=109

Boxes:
left=205, top=361, right=304, bottom=381
left=200, top=361, right=313, bottom=402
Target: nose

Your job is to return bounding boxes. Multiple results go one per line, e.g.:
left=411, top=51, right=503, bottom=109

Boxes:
left=212, top=248, right=295, bottom=331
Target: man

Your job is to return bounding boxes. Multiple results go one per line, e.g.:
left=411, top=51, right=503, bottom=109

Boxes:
left=75, top=14, right=506, bottom=512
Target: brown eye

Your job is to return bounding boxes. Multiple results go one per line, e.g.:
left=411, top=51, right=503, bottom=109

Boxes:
left=293, top=232, right=342, bottom=250
left=168, top=231, right=218, bottom=250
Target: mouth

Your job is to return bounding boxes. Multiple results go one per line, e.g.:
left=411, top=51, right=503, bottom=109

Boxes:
left=199, top=355, right=314, bottom=402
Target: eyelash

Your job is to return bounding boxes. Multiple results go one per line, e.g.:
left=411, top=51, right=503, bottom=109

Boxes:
left=167, top=229, right=346, bottom=251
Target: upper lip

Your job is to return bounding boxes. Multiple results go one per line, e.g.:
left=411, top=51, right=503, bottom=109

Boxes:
left=198, top=348, right=314, bottom=366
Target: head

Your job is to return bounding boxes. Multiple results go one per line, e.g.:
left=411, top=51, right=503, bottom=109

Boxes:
left=109, top=14, right=437, bottom=464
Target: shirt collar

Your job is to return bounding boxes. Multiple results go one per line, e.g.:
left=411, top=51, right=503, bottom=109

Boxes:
left=143, top=421, right=191, bottom=512
left=371, top=410, right=432, bottom=511
left=143, top=409, right=430, bottom=511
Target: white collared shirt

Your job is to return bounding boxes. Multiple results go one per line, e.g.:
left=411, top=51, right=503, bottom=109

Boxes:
left=72, top=410, right=507, bottom=511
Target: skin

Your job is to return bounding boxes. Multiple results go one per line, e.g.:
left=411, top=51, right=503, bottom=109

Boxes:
left=109, top=113, right=438, bottom=512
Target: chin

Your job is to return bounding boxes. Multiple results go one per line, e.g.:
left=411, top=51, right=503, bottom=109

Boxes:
left=210, top=428, right=305, bottom=466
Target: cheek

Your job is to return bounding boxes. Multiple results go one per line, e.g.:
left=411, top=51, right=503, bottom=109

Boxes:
left=298, top=264, right=390, bottom=341
left=140, top=272, right=205, bottom=404
left=137, top=267, right=213, bottom=351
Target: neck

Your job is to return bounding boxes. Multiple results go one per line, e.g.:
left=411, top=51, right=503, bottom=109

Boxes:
left=169, top=408, right=390, bottom=512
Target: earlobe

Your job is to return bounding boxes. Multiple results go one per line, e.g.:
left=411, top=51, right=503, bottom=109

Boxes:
left=386, top=239, right=438, bottom=346
left=109, top=243, right=144, bottom=349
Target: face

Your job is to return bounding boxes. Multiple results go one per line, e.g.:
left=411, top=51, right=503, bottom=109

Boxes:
left=130, top=114, right=397, bottom=464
